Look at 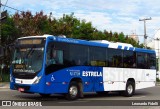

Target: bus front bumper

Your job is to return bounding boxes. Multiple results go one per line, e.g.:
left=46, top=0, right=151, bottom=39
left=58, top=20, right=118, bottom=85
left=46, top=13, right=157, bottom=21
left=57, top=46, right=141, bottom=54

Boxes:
left=10, top=82, right=44, bottom=94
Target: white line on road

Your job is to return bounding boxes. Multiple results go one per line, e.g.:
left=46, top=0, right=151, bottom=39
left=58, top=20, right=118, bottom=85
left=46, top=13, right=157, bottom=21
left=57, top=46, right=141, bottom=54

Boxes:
left=129, top=96, right=146, bottom=99
left=59, top=100, right=89, bottom=104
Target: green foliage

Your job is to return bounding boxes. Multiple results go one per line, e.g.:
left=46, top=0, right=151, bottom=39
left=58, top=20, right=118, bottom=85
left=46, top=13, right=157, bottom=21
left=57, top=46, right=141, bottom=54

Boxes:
left=2, top=11, right=144, bottom=48
left=1, top=17, right=19, bottom=46
left=13, top=11, right=49, bottom=36
left=0, top=65, right=10, bottom=82
left=0, top=73, right=10, bottom=82
left=118, top=32, right=125, bottom=43
left=156, top=78, right=160, bottom=82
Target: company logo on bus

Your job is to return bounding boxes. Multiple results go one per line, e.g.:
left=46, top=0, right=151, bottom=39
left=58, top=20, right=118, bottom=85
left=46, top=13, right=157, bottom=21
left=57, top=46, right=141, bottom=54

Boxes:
left=82, top=71, right=102, bottom=77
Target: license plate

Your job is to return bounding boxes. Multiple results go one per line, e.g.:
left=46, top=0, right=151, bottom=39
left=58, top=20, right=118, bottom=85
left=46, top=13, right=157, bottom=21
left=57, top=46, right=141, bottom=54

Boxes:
left=18, top=88, right=24, bottom=92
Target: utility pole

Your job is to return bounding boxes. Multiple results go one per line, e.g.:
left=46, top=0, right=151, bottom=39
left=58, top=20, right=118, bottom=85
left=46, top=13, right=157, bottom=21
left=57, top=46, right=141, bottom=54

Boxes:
left=157, top=38, right=160, bottom=78
left=139, top=17, right=152, bottom=48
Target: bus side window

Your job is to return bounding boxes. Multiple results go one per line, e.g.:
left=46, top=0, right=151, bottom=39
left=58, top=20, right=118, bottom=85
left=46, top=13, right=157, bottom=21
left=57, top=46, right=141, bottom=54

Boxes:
left=137, top=52, right=147, bottom=69
left=123, top=50, right=136, bottom=68
left=108, top=49, right=122, bottom=68
left=57, top=50, right=63, bottom=64
left=47, top=48, right=63, bottom=66
left=148, top=53, right=156, bottom=69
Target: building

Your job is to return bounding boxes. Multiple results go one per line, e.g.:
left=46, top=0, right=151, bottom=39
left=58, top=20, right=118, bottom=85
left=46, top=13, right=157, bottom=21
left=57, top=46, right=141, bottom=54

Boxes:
left=147, top=29, right=160, bottom=79
left=129, top=32, right=139, bottom=43
left=154, top=29, right=160, bottom=57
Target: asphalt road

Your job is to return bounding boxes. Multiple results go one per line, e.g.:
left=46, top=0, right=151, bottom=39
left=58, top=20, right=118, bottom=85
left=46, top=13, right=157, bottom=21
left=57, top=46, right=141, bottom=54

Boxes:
left=0, top=86, right=160, bottom=109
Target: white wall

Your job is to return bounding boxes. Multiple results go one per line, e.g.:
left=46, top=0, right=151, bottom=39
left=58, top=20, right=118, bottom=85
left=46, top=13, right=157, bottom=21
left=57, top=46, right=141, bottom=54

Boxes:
left=147, top=29, right=160, bottom=79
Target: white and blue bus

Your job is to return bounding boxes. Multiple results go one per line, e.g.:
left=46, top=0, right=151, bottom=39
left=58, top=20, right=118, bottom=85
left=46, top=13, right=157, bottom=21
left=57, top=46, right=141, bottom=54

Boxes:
left=10, top=35, right=156, bottom=100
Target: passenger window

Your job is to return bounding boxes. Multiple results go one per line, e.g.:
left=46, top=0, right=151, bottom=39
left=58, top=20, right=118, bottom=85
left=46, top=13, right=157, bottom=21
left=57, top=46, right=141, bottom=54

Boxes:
left=137, top=52, right=147, bottom=69
left=70, top=44, right=88, bottom=66
left=47, top=49, right=63, bottom=66
left=148, top=54, right=156, bottom=69
left=89, top=47, right=106, bottom=66
left=108, top=49, right=123, bottom=67
left=123, top=51, right=136, bottom=68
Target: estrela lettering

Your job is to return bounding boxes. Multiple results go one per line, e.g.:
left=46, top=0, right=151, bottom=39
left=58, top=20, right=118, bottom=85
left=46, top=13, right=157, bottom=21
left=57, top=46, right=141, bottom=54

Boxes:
left=82, top=71, right=102, bottom=77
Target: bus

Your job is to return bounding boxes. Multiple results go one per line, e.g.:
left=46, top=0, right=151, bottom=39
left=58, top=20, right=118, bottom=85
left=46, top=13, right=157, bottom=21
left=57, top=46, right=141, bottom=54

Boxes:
left=10, top=35, right=156, bottom=100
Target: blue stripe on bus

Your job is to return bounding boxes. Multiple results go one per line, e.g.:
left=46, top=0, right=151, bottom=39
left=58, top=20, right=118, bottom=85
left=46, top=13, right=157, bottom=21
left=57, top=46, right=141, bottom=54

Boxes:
left=135, top=48, right=155, bottom=53
left=129, top=47, right=134, bottom=51
left=124, top=46, right=128, bottom=50
left=118, top=45, right=122, bottom=49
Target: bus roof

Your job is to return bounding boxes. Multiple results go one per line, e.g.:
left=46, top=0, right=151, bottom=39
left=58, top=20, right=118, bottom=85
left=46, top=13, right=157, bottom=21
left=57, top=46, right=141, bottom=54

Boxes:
left=18, top=34, right=52, bottom=39
left=18, top=35, right=155, bottom=54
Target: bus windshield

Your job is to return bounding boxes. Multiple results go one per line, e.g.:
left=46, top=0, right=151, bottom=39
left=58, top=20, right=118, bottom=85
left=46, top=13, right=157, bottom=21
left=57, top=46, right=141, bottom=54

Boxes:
left=12, top=47, right=44, bottom=73
left=12, top=38, right=45, bottom=74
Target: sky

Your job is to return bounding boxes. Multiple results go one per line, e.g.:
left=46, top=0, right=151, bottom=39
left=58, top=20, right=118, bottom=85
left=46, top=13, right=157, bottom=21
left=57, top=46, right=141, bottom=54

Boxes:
left=1, top=0, right=160, bottom=43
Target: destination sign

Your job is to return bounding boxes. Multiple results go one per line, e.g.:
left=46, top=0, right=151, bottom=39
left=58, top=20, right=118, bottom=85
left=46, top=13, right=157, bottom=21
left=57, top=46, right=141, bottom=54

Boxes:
left=19, top=39, right=42, bottom=45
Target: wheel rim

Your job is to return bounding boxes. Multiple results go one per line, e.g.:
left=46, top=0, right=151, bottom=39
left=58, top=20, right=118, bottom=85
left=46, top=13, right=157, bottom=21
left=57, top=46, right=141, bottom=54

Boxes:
left=127, top=84, right=133, bottom=94
left=69, top=86, right=78, bottom=97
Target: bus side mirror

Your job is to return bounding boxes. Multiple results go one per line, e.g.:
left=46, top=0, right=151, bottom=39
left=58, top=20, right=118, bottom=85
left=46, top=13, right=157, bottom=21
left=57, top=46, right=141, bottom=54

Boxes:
left=0, top=46, right=4, bottom=58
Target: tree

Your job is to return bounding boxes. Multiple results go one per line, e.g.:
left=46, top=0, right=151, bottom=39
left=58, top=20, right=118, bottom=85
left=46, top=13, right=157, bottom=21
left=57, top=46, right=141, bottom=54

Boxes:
left=118, top=32, right=125, bottom=43
left=1, top=17, right=19, bottom=46
left=2, top=11, right=146, bottom=47
left=1, top=17, right=19, bottom=79
left=13, top=11, right=49, bottom=36
left=92, top=31, right=106, bottom=40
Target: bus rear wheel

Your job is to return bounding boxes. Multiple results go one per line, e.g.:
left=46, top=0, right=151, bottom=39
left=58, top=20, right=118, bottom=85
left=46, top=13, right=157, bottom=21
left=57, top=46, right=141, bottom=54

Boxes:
left=65, top=82, right=79, bottom=100
left=124, top=81, right=135, bottom=97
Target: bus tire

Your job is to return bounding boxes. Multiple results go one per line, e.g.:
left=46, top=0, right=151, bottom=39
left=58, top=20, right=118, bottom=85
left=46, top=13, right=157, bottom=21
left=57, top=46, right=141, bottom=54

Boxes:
left=124, top=81, right=135, bottom=97
left=65, top=82, right=79, bottom=100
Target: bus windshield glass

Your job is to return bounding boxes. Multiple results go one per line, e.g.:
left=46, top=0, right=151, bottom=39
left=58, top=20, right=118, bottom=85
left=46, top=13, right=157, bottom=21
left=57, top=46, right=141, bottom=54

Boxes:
left=12, top=38, right=45, bottom=73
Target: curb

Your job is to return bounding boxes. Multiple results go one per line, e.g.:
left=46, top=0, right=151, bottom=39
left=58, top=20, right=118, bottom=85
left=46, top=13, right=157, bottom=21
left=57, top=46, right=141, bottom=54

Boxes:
left=156, top=83, right=160, bottom=86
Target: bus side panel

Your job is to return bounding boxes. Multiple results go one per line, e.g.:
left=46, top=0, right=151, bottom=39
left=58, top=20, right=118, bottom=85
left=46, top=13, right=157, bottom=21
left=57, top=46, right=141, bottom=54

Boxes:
left=103, top=67, right=126, bottom=91
left=44, top=66, right=104, bottom=94
left=123, top=69, right=156, bottom=89
left=144, top=69, right=156, bottom=82
left=44, top=82, right=68, bottom=94
left=44, top=70, right=71, bottom=94
left=136, top=82, right=155, bottom=89
left=103, top=68, right=156, bottom=91
left=82, top=66, right=104, bottom=92
left=123, top=68, right=143, bottom=82
left=136, top=69, right=156, bottom=89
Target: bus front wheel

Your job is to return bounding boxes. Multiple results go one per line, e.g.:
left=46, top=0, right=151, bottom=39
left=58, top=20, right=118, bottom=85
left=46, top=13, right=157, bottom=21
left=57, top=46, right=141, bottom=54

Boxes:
left=65, top=82, right=79, bottom=100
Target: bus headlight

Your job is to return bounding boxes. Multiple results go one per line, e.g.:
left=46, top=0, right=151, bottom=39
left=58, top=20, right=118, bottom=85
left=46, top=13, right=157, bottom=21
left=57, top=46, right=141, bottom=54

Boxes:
left=33, top=76, right=42, bottom=84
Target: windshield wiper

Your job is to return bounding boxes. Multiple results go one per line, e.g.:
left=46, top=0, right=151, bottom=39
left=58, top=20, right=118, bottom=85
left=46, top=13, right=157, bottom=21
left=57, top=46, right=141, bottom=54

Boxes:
left=25, top=45, right=36, bottom=58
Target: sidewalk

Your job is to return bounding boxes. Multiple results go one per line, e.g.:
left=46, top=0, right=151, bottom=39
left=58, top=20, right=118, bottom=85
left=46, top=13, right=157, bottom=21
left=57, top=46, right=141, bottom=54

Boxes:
left=156, top=82, right=160, bottom=86
left=0, top=82, right=10, bottom=89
